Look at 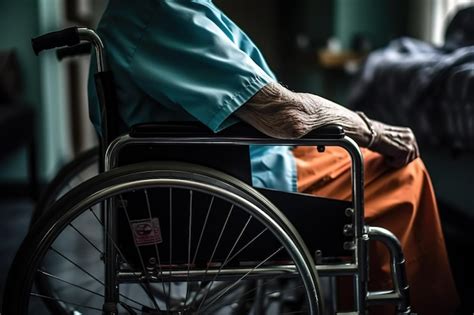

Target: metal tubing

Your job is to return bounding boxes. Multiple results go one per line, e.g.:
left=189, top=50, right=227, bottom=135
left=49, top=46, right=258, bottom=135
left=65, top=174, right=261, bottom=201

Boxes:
left=104, top=134, right=363, bottom=171
left=116, top=263, right=361, bottom=284
left=367, top=226, right=410, bottom=312
left=367, top=290, right=402, bottom=304
left=77, top=28, right=106, bottom=72
left=76, top=27, right=117, bottom=313
left=102, top=198, right=119, bottom=314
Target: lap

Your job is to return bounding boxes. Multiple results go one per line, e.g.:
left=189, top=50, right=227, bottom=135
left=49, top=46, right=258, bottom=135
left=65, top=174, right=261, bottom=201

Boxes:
left=293, top=145, right=428, bottom=223
left=294, top=146, right=459, bottom=314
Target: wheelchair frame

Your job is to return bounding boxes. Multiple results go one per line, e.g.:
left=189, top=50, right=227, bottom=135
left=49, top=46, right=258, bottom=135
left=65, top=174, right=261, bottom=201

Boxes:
left=8, top=26, right=411, bottom=314
left=104, top=126, right=410, bottom=314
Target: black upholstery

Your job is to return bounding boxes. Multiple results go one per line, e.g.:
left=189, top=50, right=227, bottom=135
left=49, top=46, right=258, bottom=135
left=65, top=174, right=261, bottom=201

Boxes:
left=118, top=143, right=253, bottom=184
left=257, top=188, right=351, bottom=259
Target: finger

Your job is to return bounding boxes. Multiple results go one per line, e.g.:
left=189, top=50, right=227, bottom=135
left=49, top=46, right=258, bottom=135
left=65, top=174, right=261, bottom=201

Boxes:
left=408, top=142, right=421, bottom=164
left=378, top=138, right=409, bottom=168
left=385, top=155, right=406, bottom=169
left=377, top=135, right=404, bottom=157
left=391, top=133, right=418, bottom=157
left=384, top=125, right=411, bottom=132
left=398, top=134, right=419, bottom=161
left=406, top=147, right=416, bottom=165
left=390, top=135, right=411, bottom=151
left=383, top=146, right=408, bottom=168
left=389, top=137, right=414, bottom=166
left=389, top=130, right=415, bottom=143
left=413, top=141, right=420, bottom=159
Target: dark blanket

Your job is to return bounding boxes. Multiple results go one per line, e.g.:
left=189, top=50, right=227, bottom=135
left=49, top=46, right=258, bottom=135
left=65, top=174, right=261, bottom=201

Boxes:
left=348, top=37, right=474, bottom=151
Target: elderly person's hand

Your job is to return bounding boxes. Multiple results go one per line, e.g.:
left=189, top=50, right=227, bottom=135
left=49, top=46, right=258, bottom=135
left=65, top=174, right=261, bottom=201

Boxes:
left=235, top=82, right=420, bottom=168
left=366, top=118, right=420, bottom=168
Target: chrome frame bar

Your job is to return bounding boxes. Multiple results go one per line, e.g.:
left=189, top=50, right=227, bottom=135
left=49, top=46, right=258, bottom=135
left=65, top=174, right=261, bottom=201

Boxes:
left=77, top=28, right=106, bottom=72
left=367, top=226, right=411, bottom=313
left=74, top=27, right=119, bottom=313
left=74, top=28, right=119, bottom=313
left=116, top=264, right=360, bottom=283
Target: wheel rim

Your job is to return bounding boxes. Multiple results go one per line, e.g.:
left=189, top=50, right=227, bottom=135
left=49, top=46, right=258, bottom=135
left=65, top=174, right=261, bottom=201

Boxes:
left=9, top=167, right=321, bottom=314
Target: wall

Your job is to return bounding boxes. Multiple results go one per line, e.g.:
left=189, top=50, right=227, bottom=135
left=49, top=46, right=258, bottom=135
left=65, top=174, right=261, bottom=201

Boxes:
left=334, top=0, right=409, bottom=50
left=0, top=0, right=71, bottom=186
left=214, top=0, right=281, bottom=74
left=211, top=0, right=409, bottom=104
left=0, top=1, right=41, bottom=183
left=37, top=0, right=72, bottom=181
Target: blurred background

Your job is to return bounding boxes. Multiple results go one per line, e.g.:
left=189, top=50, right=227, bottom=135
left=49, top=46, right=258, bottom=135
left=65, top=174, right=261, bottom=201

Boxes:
left=1, top=0, right=474, bottom=312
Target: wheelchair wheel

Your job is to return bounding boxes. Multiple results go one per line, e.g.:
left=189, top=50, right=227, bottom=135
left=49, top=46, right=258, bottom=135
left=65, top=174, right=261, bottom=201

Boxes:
left=3, top=162, right=323, bottom=314
left=31, top=146, right=99, bottom=224
left=29, top=147, right=99, bottom=314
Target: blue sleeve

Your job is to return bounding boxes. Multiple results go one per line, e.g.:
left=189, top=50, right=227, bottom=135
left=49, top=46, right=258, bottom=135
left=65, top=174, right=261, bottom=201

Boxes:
left=127, top=0, right=275, bottom=132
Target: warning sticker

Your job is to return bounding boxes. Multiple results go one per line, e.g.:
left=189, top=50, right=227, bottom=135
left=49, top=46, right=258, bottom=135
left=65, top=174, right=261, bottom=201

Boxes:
left=130, top=218, right=163, bottom=246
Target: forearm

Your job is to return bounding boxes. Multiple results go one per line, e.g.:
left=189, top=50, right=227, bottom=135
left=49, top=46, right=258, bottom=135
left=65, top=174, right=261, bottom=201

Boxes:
left=235, top=82, right=372, bottom=145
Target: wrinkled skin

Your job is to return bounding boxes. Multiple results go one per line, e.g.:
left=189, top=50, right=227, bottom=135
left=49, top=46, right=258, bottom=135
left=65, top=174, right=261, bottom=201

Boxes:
left=369, top=119, right=420, bottom=168
left=236, top=82, right=420, bottom=168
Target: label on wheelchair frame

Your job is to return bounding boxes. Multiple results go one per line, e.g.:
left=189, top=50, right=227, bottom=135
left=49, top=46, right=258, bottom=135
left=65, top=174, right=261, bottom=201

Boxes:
left=130, top=218, right=163, bottom=246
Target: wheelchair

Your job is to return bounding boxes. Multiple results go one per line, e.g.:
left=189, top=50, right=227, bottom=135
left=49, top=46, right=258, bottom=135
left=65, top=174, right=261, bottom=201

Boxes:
left=2, top=27, right=411, bottom=315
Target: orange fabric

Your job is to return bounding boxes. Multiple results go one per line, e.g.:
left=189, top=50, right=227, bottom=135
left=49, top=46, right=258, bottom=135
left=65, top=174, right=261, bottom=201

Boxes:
left=293, top=146, right=459, bottom=315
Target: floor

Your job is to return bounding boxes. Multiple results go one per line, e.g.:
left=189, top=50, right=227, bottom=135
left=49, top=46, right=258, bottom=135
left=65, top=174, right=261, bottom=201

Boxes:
left=0, top=198, right=50, bottom=314
left=0, top=198, right=33, bottom=308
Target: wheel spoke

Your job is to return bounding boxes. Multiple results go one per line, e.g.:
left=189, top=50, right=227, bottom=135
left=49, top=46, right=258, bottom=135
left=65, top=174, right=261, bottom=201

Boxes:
left=190, top=204, right=233, bottom=308
left=226, top=228, right=268, bottom=264
left=208, top=282, right=305, bottom=311
left=198, top=246, right=284, bottom=313
left=144, top=189, right=169, bottom=312
left=37, top=269, right=144, bottom=311
left=89, top=208, right=160, bottom=308
left=30, top=292, right=102, bottom=312
left=119, top=195, right=161, bottom=311
left=69, top=222, right=103, bottom=255
left=192, top=196, right=214, bottom=265
left=50, top=247, right=104, bottom=287
left=168, top=187, right=173, bottom=311
left=194, top=215, right=252, bottom=309
left=184, top=190, right=193, bottom=307
left=38, top=269, right=104, bottom=298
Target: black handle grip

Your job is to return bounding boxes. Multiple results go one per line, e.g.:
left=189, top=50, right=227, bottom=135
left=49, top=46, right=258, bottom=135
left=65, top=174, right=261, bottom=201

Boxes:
left=31, top=27, right=80, bottom=55
left=56, top=42, right=92, bottom=60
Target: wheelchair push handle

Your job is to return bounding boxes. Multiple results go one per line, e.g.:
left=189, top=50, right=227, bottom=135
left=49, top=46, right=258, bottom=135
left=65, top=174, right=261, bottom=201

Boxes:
left=32, top=27, right=80, bottom=56
left=56, top=42, right=92, bottom=61
left=32, top=27, right=106, bottom=72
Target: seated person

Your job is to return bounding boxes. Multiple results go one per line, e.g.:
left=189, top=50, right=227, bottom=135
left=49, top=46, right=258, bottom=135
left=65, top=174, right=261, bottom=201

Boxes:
left=88, top=1, right=459, bottom=314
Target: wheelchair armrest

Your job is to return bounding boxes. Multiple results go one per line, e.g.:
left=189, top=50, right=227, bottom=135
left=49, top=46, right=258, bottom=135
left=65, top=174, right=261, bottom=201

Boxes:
left=129, top=121, right=345, bottom=140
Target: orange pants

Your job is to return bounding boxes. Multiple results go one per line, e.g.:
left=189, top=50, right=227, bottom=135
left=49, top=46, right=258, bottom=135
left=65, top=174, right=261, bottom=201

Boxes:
left=294, top=146, right=459, bottom=315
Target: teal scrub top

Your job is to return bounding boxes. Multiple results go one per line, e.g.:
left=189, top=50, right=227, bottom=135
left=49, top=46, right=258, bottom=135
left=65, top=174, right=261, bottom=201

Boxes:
left=88, top=0, right=297, bottom=192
